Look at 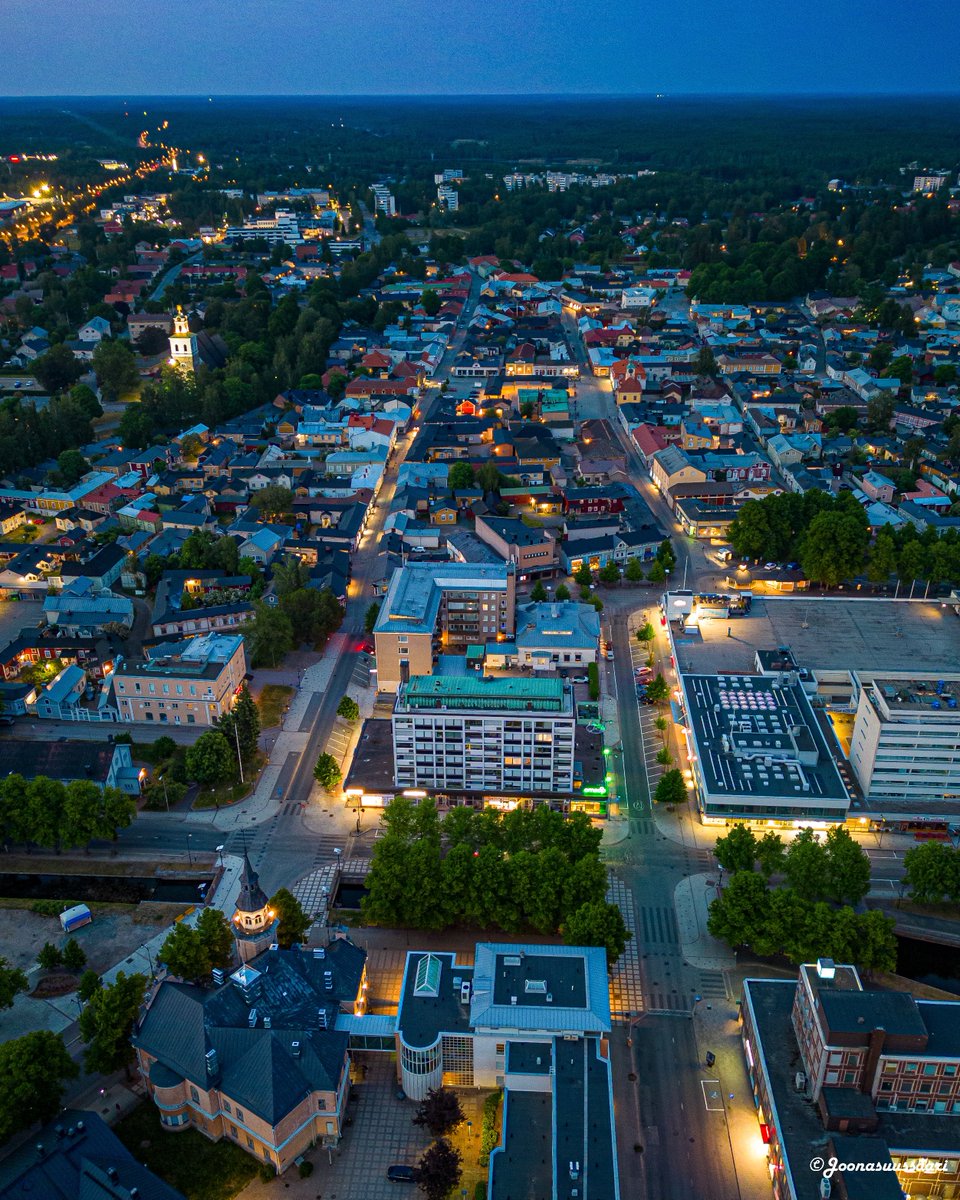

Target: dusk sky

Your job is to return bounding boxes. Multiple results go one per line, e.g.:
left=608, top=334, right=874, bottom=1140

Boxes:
left=6, top=0, right=960, bottom=96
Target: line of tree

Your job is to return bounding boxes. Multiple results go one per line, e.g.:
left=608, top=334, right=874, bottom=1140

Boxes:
left=730, top=490, right=960, bottom=588
left=361, top=799, right=629, bottom=963
left=707, top=826, right=895, bottom=970
left=0, top=775, right=136, bottom=850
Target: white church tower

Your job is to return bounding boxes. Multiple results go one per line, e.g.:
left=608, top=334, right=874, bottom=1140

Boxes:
left=168, top=305, right=198, bottom=372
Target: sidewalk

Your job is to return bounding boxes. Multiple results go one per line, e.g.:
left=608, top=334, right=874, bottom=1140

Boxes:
left=674, top=872, right=735, bottom=971
left=185, top=632, right=351, bottom=829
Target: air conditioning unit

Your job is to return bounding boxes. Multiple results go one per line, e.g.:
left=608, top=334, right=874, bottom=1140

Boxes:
left=794, top=1072, right=807, bottom=1092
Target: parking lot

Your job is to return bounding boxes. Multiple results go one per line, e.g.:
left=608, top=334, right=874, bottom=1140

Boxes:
left=628, top=635, right=666, bottom=790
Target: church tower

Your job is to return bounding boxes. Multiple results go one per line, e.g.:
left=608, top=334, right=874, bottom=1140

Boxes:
left=168, top=305, right=198, bottom=372
left=232, top=853, right=279, bottom=963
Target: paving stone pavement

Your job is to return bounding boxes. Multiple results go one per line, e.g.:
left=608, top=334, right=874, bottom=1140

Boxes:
left=607, top=874, right=643, bottom=1021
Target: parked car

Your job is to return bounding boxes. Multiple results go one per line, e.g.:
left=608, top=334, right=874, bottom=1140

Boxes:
left=571, top=676, right=589, bottom=684
left=387, top=1165, right=420, bottom=1183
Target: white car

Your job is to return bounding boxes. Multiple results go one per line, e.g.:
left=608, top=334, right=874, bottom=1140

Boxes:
left=571, top=675, right=589, bottom=684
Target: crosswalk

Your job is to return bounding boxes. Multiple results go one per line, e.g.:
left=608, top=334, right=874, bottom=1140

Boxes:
left=639, top=903, right=679, bottom=947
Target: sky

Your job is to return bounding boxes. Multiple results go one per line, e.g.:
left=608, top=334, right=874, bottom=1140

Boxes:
left=5, top=0, right=960, bottom=96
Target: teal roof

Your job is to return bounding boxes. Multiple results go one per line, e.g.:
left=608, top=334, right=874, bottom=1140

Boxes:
left=401, top=674, right=567, bottom=712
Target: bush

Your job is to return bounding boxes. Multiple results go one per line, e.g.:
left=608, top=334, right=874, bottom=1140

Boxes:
left=257, top=1162, right=276, bottom=1183
left=38, top=942, right=63, bottom=970
left=31, top=900, right=76, bottom=918
left=587, top=662, right=600, bottom=701
left=479, top=1089, right=502, bottom=1167
left=298, top=1161, right=314, bottom=1179
left=474, top=1184, right=486, bottom=1200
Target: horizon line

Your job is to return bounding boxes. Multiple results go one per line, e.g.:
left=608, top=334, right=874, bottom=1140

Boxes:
left=4, top=90, right=960, bottom=101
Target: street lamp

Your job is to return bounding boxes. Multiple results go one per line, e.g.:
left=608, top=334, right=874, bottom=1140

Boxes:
left=216, top=844, right=225, bottom=869
left=187, top=833, right=194, bottom=867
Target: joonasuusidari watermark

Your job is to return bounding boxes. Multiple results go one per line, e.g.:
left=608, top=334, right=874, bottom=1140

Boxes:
left=810, top=1156, right=901, bottom=1178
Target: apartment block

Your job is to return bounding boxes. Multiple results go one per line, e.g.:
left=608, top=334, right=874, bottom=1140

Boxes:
left=392, top=674, right=575, bottom=797
left=373, top=562, right=516, bottom=692
left=111, top=632, right=247, bottom=725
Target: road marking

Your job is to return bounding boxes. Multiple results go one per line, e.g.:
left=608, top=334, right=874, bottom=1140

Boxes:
left=701, top=1080, right=723, bottom=1111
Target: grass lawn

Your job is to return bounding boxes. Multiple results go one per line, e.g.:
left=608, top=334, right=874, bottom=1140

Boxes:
left=256, top=683, right=294, bottom=728
left=114, top=1102, right=256, bottom=1200
left=5, top=523, right=41, bottom=543
left=192, top=752, right=265, bottom=810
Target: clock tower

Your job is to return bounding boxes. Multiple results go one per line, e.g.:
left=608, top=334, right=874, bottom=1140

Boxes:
left=232, top=852, right=279, bottom=963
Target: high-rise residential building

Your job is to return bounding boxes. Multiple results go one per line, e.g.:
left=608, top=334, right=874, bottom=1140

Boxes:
left=392, top=675, right=576, bottom=797
left=370, top=183, right=396, bottom=217
left=436, top=184, right=459, bottom=212
left=848, top=674, right=960, bottom=820
left=373, top=562, right=516, bottom=692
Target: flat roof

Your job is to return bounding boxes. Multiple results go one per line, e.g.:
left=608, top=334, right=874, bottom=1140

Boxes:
left=745, top=979, right=960, bottom=1200
left=492, top=952, right=586, bottom=1009
left=397, top=951, right=473, bottom=1049
left=375, top=561, right=511, bottom=636
left=490, top=1089, right=553, bottom=1200
left=398, top=674, right=571, bottom=713
left=672, top=598, right=960, bottom=679
left=506, top=1041, right=552, bottom=1074
left=869, top=676, right=960, bottom=714
left=681, top=672, right=848, bottom=807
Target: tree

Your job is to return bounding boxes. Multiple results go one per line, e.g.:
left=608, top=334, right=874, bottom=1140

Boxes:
left=574, top=561, right=593, bottom=587
left=218, top=683, right=261, bottom=763
left=587, top=661, right=600, bottom=701
left=655, top=746, right=673, bottom=766
left=185, top=731, right=234, bottom=786
left=420, top=288, right=442, bottom=317
left=242, top=603, right=294, bottom=667
left=92, top=338, right=139, bottom=401
left=867, top=528, right=898, bottom=584
left=78, top=971, right=147, bottom=1075
left=562, top=900, right=630, bottom=965
left=644, top=674, right=670, bottom=704
left=824, top=826, right=872, bottom=905
left=800, top=511, right=869, bottom=587
left=782, top=828, right=829, bottom=901
left=646, top=559, right=667, bottom=583
left=314, top=752, right=342, bottom=791
left=413, top=1087, right=465, bottom=1137
left=447, top=461, right=475, bottom=490
left=326, top=371, right=348, bottom=399
left=756, top=831, right=786, bottom=878
left=599, top=559, right=621, bottom=585
left=158, top=922, right=210, bottom=983
left=636, top=621, right=655, bottom=644
left=656, top=539, right=677, bottom=571
left=33, top=344, right=84, bottom=394
left=695, top=347, right=719, bottom=377
left=62, top=938, right=87, bottom=972
left=77, top=969, right=102, bottom=1003
left=418, top=1138, right=462, bottom=1200
left=554, top=583, right=570, bottom=601
left=268, top=888, right=311, bottom=948
left=337, top=696, right=360, bottom=722
left=0, top=956, right=28, bottom=1010
left=68, top=382, right=103, bottom=420
left=179, top=432, right=204, bottom=462
left=250, top=483, right=293, bottom=520
left=0, top=1032, right=78, bottom=1143
left=530, top=579, right=548, bottom=602
left=364, top=601, right=381, bottom=634
left=714, top=825, right=758, bottom=873
left=653, top=769, right=687, bottom=805
left=196, top=907, right=235, bottom=971
left=625, top=557, right=644, bottom=583
left=903, top=842, right=959, bottom=905
left=707, top=871, right=772, bottom=951
left=136, top=324, right=170, bottom=355
left=56, top=449, right=90, bottom=485
left=38, top=942, right=63, bottom=970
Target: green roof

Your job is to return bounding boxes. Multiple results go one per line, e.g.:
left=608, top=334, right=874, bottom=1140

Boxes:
left=402, top=673, right=568, bottom=712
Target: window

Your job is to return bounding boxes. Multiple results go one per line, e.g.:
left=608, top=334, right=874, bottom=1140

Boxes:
left=923, top=1063, right=938, bottom=1076
left=223, top=1101, right=231, bottom=1114
left=236, top=1108, right=244, bottom=1121
left=247, top=1135, right=254, bottom=1149
left=190, top=1087, right=200, bottom=1103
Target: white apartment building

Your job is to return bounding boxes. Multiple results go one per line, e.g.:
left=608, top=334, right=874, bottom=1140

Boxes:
left=392, top=675, right=575, bottom=797
left=371, top=184, right=396, bottom=217
left=436, top=185, right=459, bottom=212
left=848, top=675, right=960, bottom=819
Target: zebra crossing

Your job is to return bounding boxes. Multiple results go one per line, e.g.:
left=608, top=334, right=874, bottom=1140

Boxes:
left=697, top=969, right=729, bottom=1001
left=639, top=903, right=680, bottom=947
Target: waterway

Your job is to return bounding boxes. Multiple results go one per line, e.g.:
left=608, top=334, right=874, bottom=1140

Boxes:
left=0, top=872, right=214, bottom=905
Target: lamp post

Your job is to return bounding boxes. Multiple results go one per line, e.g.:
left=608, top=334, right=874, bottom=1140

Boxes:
left=186, top=833, right=194, bottom=867
left=216, top=844, right=225, bottom=869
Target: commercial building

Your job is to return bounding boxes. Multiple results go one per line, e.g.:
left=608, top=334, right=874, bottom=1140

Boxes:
left=848, top=675, right=960, bottom=822
left=392, top=674, right=576, bottom=798
left=396, top=942, right=619, bottom=1200
left=111, top=632, right=247, bottom=725
left=741, top=959, right=960, bottom=1200
left=373, top=562, right=516, bottom=692
left=678, top=671, right=849, bottom=824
